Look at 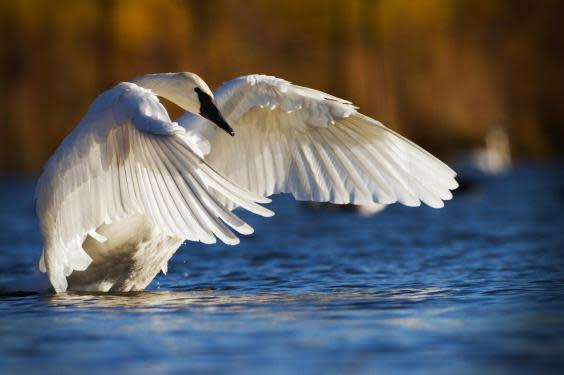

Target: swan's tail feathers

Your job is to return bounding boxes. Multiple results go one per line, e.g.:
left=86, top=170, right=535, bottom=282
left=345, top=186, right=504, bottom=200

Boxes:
left=43, top=242, right=92, bottom=293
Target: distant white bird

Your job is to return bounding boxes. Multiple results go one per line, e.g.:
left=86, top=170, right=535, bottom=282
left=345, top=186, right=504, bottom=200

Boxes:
left=471, top=126, right=512, bottom=175
left=355, top=202, right=387, bottom=216
left=36, top=72, right=457, bottom=293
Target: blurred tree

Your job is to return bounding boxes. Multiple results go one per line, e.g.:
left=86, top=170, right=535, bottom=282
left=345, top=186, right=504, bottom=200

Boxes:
left=0, top=0, right=562, bottom=174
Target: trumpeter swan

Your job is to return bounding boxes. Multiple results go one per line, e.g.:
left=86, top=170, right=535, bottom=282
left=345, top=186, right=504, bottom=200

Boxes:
left=36, top=72, right=457, bottom=293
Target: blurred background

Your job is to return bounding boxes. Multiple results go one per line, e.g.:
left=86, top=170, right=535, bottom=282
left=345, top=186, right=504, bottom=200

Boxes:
left=0, top=0, right=563, bottom=175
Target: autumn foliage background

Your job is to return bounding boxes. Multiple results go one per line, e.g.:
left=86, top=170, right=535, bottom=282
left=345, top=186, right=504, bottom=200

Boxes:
left=0, top=0, right=562, bottom=174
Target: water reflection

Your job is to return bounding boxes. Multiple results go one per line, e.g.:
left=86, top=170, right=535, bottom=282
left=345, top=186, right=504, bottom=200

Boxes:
left=44, top=288, right=452, bottom=313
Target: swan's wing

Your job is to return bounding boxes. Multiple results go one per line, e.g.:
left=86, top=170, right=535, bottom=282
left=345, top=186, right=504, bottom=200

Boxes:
left=178, top=75, right=458, bottom=209
left=36, top=82, right=272, bottom=292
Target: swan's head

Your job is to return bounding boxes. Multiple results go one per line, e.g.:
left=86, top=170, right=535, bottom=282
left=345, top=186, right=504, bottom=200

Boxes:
left=132, top=72, right=234, bottom=136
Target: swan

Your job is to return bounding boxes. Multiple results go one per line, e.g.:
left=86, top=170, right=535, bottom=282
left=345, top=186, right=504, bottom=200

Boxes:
left=471, top=126, right=512, bottom=175
left=35, top=72, right=458, bottom=293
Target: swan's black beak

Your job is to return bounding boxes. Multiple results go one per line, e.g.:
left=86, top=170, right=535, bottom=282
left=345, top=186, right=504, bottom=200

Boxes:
left=204, top=110, right=234, bottom=137
left=195, top=88, right=235, bottom=136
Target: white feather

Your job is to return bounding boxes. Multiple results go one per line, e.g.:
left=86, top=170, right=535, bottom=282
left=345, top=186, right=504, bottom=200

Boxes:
left=178, top=74, right=458, bottom=209
left=36, top=81, right=272, bottom=292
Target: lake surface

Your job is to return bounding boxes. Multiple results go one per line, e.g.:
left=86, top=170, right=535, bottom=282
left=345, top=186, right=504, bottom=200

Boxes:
left=0, top=164, right=563, bottom=374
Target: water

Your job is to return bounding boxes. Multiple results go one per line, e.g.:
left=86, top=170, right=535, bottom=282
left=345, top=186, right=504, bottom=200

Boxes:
left=1, top=164, right=563, bottom=374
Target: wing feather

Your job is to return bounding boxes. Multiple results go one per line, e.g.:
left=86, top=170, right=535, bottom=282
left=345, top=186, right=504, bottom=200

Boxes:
left=36, top=83, right=272, bottom=291
left=177, top=74, right=457, bottom=209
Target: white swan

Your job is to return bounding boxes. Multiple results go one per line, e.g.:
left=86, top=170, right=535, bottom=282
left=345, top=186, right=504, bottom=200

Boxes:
left=36, top=72, right=457, bottom=293
left=471, top=126, right=512, bottom=175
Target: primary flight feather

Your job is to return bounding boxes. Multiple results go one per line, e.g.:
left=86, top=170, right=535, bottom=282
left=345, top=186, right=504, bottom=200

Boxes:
left=179, top=75, right=457, bottom=208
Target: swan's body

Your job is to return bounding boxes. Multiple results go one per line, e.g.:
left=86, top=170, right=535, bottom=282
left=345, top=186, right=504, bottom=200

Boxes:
left=36, top=72, right=457, bottom=293
left=67, top=215, right=182, bottom=291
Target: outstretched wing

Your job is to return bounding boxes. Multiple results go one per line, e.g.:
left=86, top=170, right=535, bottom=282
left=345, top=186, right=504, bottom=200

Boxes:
left=178, top=75, right=458, bottom=209
left=36, top=82, right=272, bottom=292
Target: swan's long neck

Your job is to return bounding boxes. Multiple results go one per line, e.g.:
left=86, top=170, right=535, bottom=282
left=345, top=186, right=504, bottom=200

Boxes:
left=131, top=74, right=197, bottom=114
left=131, top=73, right=234, bottom=136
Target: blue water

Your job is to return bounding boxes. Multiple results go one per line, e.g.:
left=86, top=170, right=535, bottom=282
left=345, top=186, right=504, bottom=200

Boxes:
left=0, top=164, right=563, bottom=374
